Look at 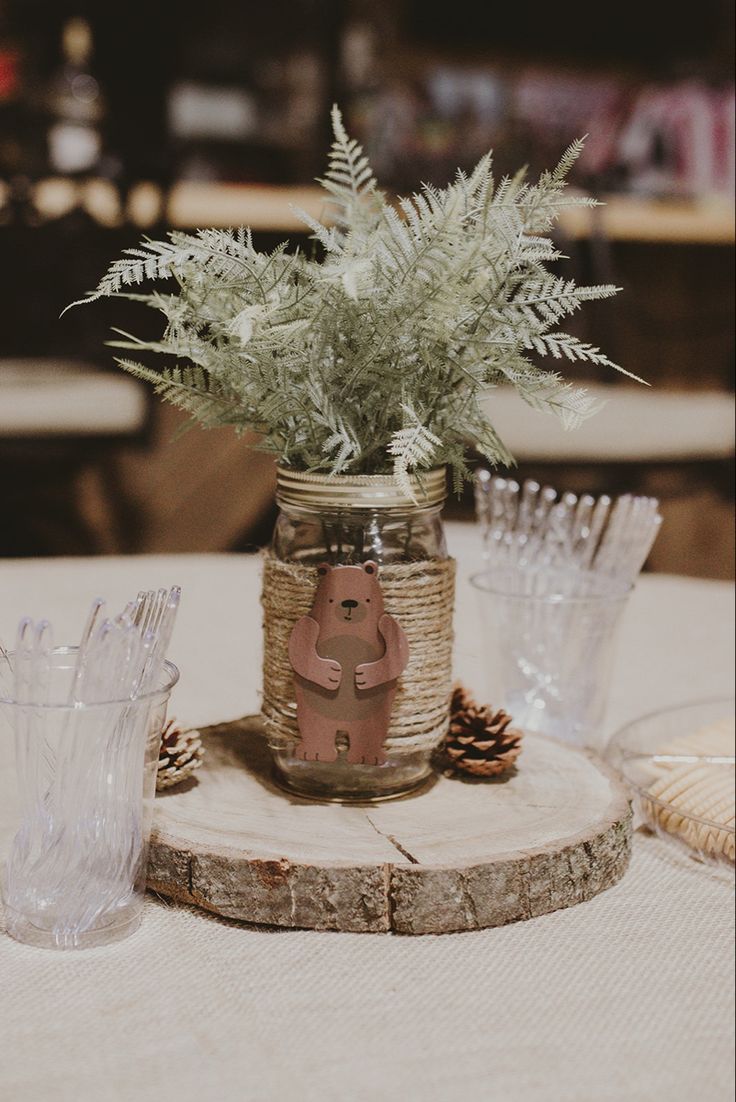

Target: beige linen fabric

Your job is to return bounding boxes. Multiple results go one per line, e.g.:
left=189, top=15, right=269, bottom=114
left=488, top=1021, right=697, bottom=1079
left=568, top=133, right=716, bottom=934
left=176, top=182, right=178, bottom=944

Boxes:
left=0, top=843, right=732, bottom=1102
left=0, top=524, right=734, bottom=1102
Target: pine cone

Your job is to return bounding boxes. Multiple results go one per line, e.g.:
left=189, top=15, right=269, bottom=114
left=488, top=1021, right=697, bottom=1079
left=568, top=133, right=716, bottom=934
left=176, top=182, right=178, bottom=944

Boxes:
left=156, top=719, right=205, bottom=791
left=442, top=684, right=523, bottom=778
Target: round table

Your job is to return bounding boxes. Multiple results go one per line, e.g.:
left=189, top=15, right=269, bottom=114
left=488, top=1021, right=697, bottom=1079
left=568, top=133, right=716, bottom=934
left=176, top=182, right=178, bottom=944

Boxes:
left=0, top=523, right=733, bottom=1102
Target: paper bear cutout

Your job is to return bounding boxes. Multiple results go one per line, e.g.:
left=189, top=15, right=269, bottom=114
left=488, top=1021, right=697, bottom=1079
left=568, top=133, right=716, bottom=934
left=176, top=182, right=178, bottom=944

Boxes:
left=288, top=561, right=410, bottom=765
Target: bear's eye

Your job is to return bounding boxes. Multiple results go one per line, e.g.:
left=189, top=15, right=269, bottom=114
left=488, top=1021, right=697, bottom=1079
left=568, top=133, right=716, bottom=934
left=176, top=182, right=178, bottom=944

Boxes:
left=366, top=598, right=370, bottom=603
left=329, top=598, right=334, bottom=603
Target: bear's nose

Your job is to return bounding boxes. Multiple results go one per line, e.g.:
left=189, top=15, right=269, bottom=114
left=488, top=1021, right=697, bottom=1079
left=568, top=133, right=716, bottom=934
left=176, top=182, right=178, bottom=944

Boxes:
left=341, top=599, right=358, bottom=609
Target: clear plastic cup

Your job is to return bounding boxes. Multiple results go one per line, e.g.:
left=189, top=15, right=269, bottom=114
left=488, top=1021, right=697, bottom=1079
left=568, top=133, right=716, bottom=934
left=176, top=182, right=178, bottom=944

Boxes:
left=470, top=569, right=630, bottom=750
left=0, top=647, right=178, bottom=949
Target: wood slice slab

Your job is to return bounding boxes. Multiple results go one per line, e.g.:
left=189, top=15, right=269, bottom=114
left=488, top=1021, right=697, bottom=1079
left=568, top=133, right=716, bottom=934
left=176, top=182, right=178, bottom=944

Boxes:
left=148, top=717, right=632, bottom=934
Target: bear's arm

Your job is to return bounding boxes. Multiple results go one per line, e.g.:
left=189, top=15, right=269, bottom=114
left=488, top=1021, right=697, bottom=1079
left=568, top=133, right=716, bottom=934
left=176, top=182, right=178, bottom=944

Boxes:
left=289, top=616, right=342, bottom=690
left=354, top=614, right=409, bottom=690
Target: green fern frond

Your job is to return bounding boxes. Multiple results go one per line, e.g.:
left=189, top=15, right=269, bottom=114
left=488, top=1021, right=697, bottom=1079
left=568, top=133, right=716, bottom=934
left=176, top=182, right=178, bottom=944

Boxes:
left=72, top=110, right=637, bottom=486
left=291, top=206, right=341, bottom=253
left=388, top=404, right=442, bottom=497
left=551, top=136, right=587, bottom=183
left=117, top=359, right=245, bottom=427
left=527, top=334, right=646, bottom=382
left=313, top=105, right=379, bottom=237
left=63, top=240, right=182, bottom=310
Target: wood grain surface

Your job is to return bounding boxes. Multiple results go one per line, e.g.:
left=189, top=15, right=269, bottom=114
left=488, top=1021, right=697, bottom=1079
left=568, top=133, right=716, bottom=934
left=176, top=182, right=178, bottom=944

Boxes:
left=148, top=718, right=632, bottom=934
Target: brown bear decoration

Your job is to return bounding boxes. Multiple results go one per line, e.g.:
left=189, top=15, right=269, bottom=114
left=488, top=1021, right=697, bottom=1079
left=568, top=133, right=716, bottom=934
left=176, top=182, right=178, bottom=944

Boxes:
left=288, top=561, right=410, bottom=765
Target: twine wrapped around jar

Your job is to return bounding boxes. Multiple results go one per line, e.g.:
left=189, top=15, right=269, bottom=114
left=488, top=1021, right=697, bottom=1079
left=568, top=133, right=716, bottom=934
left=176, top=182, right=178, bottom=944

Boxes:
left=261, top=554, right=456, bottom=755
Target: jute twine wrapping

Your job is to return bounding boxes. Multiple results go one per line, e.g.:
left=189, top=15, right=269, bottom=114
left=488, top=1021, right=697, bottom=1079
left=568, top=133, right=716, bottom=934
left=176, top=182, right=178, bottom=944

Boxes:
left=261, top=554, right=456, bottom=755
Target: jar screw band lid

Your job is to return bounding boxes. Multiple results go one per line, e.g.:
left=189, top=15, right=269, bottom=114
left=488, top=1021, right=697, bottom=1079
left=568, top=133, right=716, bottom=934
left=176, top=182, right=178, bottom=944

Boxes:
left=275, top=466, right=447, bottom=511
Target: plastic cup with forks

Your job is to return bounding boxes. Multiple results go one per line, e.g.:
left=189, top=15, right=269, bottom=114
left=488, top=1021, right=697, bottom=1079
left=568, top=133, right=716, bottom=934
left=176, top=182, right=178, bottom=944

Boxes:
left=0, top=647, right=178, bottom=948
left=470, top=568, right=630, bottom=751
left=0, top=587, right=181, bottom=949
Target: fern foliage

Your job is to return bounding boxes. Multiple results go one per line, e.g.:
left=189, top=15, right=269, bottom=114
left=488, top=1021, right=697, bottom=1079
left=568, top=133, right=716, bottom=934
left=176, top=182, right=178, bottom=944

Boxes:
left=73, top=107, right=634, bottom=487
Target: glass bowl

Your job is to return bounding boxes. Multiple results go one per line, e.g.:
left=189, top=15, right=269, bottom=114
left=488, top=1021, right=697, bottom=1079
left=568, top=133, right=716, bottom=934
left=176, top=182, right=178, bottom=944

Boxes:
left=606, top=698, right=734, bottom=868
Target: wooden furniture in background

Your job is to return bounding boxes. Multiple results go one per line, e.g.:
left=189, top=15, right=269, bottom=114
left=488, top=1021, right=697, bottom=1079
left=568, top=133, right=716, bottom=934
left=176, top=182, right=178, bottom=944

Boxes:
left=0, top=359, right=150, bottom=556
left=3, top=177, right=734, bottom=244
left=470, top=385, right=736, bottom=580
left=115, top=404, right=277, bottom=554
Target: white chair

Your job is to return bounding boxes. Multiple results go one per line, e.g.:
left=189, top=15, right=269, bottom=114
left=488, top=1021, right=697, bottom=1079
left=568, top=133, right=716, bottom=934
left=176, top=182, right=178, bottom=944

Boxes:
left=477, top=384, right=734, bottom=498
left=480, top=384, right=734, bottom=470
left=0, top=359, right=150, bottom=555
left=471, top=384, right=735, bottom=577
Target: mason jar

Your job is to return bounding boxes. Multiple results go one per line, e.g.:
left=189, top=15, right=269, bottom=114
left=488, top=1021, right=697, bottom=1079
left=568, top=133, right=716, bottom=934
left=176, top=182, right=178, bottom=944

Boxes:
left=262, top=466, right=454, bottom=801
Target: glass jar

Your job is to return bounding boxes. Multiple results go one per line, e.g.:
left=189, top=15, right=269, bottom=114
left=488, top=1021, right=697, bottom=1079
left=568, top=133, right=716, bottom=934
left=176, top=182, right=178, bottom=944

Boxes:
left=265, top=466, right=451, bottom=801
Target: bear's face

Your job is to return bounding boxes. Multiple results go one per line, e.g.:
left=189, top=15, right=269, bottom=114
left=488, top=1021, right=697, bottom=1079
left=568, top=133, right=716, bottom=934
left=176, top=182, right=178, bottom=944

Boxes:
left=311, top=561, right=384, bottom=633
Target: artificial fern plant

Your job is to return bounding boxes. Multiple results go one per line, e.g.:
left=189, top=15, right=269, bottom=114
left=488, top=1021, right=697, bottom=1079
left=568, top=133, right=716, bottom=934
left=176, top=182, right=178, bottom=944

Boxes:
left=72, top=106, right=638, bottom=494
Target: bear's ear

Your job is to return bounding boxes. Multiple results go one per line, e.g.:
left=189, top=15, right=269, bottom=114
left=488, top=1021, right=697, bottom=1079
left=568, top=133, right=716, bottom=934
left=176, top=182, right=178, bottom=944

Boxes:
left=316, top=562, right=332, bottom=577
left=362, top=560, right=378, bottom=576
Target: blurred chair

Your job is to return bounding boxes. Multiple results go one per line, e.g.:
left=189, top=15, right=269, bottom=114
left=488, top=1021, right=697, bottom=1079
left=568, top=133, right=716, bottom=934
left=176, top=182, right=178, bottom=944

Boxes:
left=462, top=384, right=735, bottom=578
left=479, top=384, right=735, bottom=497
left=0, top=359, right=150, bottom=556
left=0, top=182, right=156, bottom=556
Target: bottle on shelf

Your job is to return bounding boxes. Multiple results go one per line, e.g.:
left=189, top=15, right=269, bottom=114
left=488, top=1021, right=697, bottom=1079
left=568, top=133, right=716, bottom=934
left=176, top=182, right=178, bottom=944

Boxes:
left=0, top=14, right=23, bottom=178
left=46, top=17, right=105, bottom=177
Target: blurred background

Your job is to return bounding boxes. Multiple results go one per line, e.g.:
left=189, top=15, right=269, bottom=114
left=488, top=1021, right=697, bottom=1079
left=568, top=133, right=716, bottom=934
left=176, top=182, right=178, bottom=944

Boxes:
left=0, top=0, right=733, bottom=575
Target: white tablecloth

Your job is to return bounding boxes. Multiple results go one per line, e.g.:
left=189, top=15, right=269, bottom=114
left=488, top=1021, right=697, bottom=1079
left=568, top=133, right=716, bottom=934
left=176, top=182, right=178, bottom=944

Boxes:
left=0, top=524, right=734, bottom=1102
